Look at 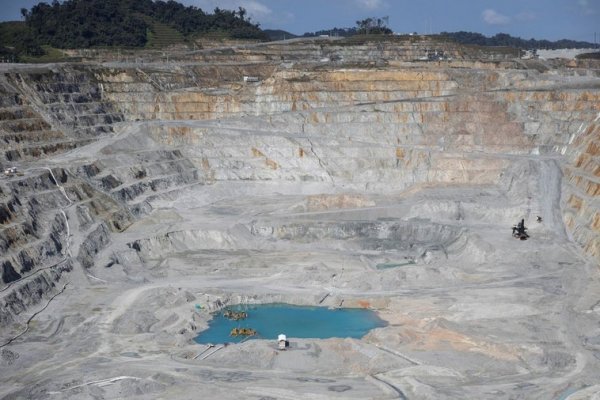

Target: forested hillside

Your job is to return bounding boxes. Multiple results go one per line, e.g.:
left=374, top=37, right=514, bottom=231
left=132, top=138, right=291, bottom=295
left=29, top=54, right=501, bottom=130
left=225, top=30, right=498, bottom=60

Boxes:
left=2, top=2, right=597, bottom=63
left=443, top=31, right=597, bottom=50
left=2, top=0, right=267, bottom=59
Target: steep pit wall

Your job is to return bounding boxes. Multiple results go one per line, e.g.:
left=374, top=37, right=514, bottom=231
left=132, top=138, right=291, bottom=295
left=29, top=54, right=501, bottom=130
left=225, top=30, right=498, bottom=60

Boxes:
left=0, top=169, right=72, bottom=325
left=0, top=48, right=599, bottom=326
left=0, top=63, right=210, bottom=324
left=117, top=63, right=598, bottom=261
left=75, top=137, right=200, bottom=216
left=169, top=37, right=521, bottom=64
left=0, top=65, right=125, bottom=166
left=0, top=66, right=131, bottom=324
left=97, top=65, right=598, bottom=155
left=0, top=81, right=72, bottom=165
left=99, top=68, right=459, bottom=120
left=138, top=71, right=598, bottom=190
left=6, top=66, right=124, bottom=138
left=1, top=171, right=70, bottom=285
left=65, top=37, right=522, bottom=64
left=562, top=115, right=600, bottom=260
left=0, top=164, right=136, bottom=325
left=250, top=218, right=464, bottom=252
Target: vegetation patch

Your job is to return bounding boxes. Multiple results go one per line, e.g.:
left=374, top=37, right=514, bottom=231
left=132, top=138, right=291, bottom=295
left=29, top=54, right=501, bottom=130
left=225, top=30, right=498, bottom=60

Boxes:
left=576, top=52, right=600, bottom=60
left=7, top=0, right=267, bottom=61
left=442, top=31, right=597, bottom=50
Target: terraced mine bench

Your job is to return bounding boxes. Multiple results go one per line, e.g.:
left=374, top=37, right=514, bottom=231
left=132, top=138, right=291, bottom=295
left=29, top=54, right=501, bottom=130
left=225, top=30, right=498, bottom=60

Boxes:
left=0, top=40, right=599, bottom=400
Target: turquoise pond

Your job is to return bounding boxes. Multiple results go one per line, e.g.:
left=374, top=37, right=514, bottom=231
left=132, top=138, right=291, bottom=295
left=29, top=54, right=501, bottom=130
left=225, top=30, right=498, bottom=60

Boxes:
left=195, top=303, right=387, bottom=344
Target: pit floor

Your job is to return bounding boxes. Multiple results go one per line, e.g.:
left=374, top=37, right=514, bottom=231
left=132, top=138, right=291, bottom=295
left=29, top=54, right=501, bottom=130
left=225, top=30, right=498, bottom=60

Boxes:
left=2, top=125, right=600, bottom=400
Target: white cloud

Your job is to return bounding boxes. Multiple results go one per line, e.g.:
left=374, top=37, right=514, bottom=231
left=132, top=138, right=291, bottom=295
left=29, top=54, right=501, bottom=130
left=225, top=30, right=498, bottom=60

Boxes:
left=482, top=9, right=511, bottom=25
left=193, top=0, right=272, bottom=21
left=354, top=0, right=388, bottom=10
left=578, top=0, right=596, bottom=15
left=188, top=0, right=295, bottom=27
left=240, top=0, right=272, bottom=19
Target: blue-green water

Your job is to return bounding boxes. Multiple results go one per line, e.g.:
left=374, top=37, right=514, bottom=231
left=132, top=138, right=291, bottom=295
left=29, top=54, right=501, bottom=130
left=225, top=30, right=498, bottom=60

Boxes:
left=376, top=261, right=416, bottom=270
left=195, top=303, right=387, bottom=344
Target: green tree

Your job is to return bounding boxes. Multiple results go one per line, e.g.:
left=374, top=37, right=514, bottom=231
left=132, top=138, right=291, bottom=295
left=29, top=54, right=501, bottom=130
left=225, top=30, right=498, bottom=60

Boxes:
left=356, top=16, right=392, bottom=35
left=20, top=0, right=267, bottom=50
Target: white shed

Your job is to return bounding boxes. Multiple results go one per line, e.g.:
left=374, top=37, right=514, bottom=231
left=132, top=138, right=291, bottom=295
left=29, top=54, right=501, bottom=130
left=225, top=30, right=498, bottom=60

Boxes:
left=278, top=334, right=287, bottom=350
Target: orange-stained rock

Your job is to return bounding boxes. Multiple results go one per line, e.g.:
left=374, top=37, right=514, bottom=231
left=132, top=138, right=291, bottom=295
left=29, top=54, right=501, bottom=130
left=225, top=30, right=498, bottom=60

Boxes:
left=568, top=194, right=584, bottom=212
left=305, top=194, right=375, bottom=211
left=251, top=147, right=265, bottom=158
left=574, top=153, right=588, bottom=168
left=395, top=147, right=405, bottom=159
left=592, top=213, right=600, bottom=231
left=564, top=214, right=575, bottom=230
left=265, top=159, right=278, bottom=170
left=585, top=180, right=600, bottom=197
left=586, top=140, right=600, bottom=157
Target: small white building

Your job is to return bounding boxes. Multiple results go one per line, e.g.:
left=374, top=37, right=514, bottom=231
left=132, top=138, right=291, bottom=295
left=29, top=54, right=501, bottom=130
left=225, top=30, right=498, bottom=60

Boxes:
left=278, top=334, right=287, bottom=350
left=243, top=76, right=260, bottom=83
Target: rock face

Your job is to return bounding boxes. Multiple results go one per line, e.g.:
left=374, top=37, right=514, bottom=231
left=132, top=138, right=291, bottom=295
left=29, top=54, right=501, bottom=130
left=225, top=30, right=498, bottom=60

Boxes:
left=1, top=48, right=599, bottom=320
left=562, top=115, right=600, bottom=259
left=0, top=39, right=599, bottom=400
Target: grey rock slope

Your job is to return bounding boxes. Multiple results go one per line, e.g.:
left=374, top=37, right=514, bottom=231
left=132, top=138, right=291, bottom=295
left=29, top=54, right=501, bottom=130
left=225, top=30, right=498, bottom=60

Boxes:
left=0, top=41, right=599, bottom=399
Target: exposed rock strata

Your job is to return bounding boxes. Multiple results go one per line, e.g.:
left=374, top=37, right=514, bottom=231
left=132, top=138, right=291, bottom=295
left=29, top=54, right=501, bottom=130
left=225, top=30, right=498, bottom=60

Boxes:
left=0, top=40, right=598, bottom=400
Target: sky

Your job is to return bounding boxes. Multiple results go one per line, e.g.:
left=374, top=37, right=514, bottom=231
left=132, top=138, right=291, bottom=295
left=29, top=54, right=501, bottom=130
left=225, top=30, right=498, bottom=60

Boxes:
left=1, top=0, right=598, bottom=42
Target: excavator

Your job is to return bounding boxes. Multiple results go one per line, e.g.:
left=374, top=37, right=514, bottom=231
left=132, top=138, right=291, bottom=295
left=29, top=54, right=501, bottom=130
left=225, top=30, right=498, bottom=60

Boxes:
left=512, top=219, right=529, bottom=240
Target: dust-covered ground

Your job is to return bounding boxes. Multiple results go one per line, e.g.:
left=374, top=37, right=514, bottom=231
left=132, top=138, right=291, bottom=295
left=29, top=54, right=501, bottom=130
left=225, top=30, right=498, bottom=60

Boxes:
left=1, top=53, right=599, bottom=400
left=1, top=119, right=600, bottom=400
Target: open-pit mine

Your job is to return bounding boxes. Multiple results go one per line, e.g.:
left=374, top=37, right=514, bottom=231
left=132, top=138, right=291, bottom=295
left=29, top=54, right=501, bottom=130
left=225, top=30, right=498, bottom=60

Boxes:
left=1, top=38, right=599, bottom=399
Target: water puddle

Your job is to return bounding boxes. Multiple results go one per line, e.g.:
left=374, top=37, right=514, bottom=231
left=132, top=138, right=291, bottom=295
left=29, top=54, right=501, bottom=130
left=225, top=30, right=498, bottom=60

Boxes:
left=376, top=260, right=416, bottom=270
left=556, top=386, right=586, bottom=400
left=195, top=303, right=387, bottom=344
